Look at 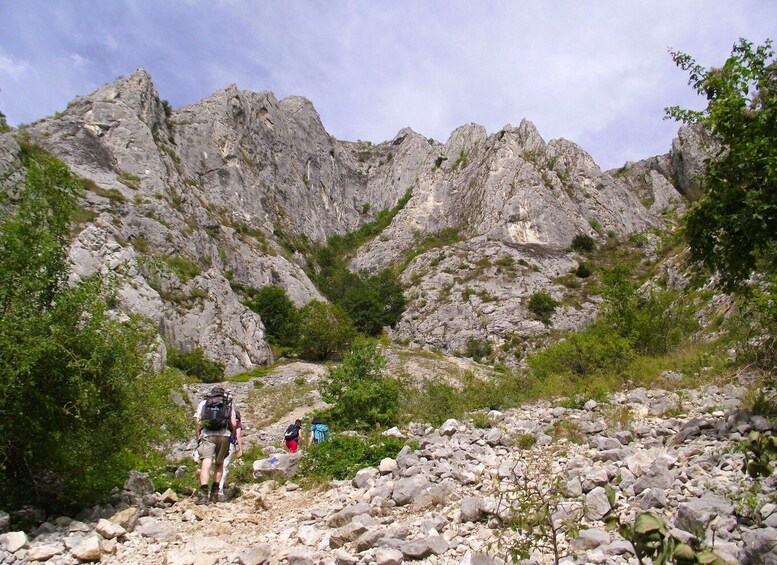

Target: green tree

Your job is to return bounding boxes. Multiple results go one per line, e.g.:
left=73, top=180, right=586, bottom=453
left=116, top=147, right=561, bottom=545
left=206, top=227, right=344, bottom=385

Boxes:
left=318, top=339, right=399, bottom=429
left=666, top=38, right=777, bottom=288
left=167, top=346, right=225, bottom=382
left=0, top=144, right=187, bottom=513
left=296, top=300, right=356, bottom=361
left=245, top=285, right=299, bottom=346
left=340, top=269, right=406, bottom=336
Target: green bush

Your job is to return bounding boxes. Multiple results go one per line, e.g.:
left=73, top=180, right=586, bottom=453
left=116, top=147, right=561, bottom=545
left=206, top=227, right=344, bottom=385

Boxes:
left=667, top=39, right=777, bottom=289
left=575, top=262, right=592, bottom=278
left=527, top=324, right=635, bottom=380
left=464, top=337, right=493, bottom=361
left=297, top=301, right=357, bottom=361
left=306, top=193, right=410, bottom=337
left=399, top=371, right=527, bottom=425
left=245, top=285, right=299, bottom=346
left=167, top=346, right=224, bottom=382
left=299, top=433, right=406, bottom=483
left=571, top=234, right=597, bottom=252
left=601, top=266, right=698, bottom=356
left=163, top=254, right=201, bottom=282
left=527, top=291, right=559, bottom=325
left=319, top=339, right=400, bottom=429
left=339, top=269, right=406, bottom=336
left=0, top=146, right=189, bottom=513
left=401, top=381, right=461, bottom=426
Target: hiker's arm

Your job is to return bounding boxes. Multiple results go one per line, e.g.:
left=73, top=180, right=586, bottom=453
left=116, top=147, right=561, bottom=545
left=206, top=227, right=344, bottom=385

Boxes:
left=235, top=426, right=243, bottom=458
left=195, top=419, right=201, bottom=440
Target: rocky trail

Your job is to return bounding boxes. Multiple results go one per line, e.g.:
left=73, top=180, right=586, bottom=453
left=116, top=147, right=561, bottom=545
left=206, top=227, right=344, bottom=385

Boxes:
left=2, top=372, right=776, bottom=565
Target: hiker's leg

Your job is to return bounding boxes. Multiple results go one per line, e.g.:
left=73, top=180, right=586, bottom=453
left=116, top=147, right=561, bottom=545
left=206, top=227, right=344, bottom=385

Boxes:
left=219, top=444, right=235, bottom=493
left=211, top=436, right=230, bottom=491
left=199, top=457, right=212, bottom=486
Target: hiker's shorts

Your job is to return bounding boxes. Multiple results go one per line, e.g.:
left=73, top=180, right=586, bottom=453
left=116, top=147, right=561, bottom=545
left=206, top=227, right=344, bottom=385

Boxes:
left=198, top=435, right=231, bottom=464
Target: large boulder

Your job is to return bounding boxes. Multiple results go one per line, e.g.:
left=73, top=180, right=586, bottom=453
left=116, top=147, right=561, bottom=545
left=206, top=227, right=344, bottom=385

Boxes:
left=253, top=453, right=302, bottom=480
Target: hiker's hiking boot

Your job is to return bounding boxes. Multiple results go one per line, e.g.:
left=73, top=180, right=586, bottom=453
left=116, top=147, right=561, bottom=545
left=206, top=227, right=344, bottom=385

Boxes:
left=195, top=489, right=209, bottom=505
left=209, top=489, right=220, bottom=504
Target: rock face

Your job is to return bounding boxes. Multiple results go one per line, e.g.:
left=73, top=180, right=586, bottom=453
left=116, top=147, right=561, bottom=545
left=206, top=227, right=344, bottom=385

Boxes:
left=3, top=383, right=775, bottom=565
left=0, top=68, right=709, bottom=372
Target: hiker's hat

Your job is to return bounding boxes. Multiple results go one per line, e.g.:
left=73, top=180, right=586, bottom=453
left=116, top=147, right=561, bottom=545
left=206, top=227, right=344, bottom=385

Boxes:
left=210, top=385, right=225, bottom=395
left=312, top=416, right=322, bottom=425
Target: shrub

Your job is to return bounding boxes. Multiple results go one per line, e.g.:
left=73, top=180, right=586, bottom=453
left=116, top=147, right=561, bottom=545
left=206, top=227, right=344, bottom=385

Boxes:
left=601, top=266, right=698, bottom=356
left=527, top=324, right=635, bottom=380
left=296, top=301, right=356, bottom=361
left=571, top=233, right=596, bottom=252
left=0, top=146, right=189, bottom=513
left=163, top=254, right=201, bottom=282
left=527, top=291, right=559, bottom=325
left=401, top=381, right=461, bottom=426
left=339, top=269, right=406, bottom=336
left=245, top=285, right=299, bottom=346
left=167, top=346, right=224, bottom=382
left=464, top=337, right=493, bottom=361
left=512, top=433, right=538, bottom=450
left=299, top=433, right=406, bottom=483
left=575, top=262, right=592, bottom=278
left=319, top=339, right=399, bottom=429
left=496, top=457, right=577, bottom=563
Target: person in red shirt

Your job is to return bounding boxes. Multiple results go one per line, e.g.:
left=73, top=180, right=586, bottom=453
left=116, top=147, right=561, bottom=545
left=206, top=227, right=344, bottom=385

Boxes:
left=284, top=419, right=302, bottom=453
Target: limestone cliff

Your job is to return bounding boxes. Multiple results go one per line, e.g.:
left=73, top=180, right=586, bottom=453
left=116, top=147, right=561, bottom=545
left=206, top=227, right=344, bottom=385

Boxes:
left=0, top=68, right=709, bottom=372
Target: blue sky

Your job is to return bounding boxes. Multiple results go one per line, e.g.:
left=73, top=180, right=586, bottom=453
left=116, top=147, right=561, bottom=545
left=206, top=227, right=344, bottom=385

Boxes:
left=1, top=1, right=774, bottom=169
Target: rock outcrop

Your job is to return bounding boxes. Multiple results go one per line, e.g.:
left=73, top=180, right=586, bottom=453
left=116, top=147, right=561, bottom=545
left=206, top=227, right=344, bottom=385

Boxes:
left=1, top=68, right=708, bottom=372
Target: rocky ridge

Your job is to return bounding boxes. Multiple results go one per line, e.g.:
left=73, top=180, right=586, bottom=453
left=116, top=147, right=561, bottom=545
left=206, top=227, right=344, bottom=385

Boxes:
left=2, top=380, right=775, bottom=565
left=0, top=68, right=713, bottom=372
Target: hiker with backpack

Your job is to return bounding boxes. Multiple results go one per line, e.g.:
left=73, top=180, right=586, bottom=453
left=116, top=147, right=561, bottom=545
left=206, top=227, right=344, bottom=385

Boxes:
left=218, top=408, right=243, bottom=497
left=308, top=416, right=330, bottom=446
left=284, top=419, right=303, bottom=453
left=194, top=386, right=240, bottom=504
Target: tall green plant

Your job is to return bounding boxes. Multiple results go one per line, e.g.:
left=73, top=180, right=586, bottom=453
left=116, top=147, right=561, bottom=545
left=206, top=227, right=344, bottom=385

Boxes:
left=319, top=339, right=399, bottom=429
left=245, top=285, right=300, bottom=346
left=666, top=38, right=777, bottom=289
left=297, top=300, right=356, bottom=361
left=0, top=144, right=187, bottom=513
left=167, top=346, right=224, bottom=382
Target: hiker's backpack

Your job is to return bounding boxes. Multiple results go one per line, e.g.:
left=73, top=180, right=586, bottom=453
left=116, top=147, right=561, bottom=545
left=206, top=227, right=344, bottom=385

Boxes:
left=200, top=391, right=231, bottom=431
left=311, top=423, right=330, bottom=444
left=284, top=424, right=299, bottom=441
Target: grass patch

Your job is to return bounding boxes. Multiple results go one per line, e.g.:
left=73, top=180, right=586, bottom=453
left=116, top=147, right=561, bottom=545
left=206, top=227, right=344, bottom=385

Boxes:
left=548, top=419, right=585, bottom=444
left=84, top=179, right=126, bottom=203
left=248, top=381, right=317, bottom=430
left=163, top=254, right=201, bottom=282
left=299, top=433, right=408, bottom=485
left=117, top=171, right=141, bottom=190
left=226, top=365, right=274, bottom=383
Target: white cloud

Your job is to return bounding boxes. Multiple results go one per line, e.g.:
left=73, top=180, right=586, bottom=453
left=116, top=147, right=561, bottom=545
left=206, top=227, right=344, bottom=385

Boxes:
left=0, top=54, right=30, bottom=80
